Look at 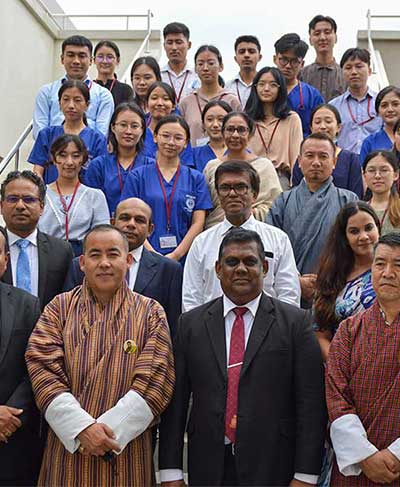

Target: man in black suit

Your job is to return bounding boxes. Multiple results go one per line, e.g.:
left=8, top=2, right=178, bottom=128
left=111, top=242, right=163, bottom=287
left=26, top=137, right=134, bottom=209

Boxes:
left=63, top=197, right=183, bottom=337
left=0, top=170, right=73, bottom=309
left=159, top=228, right=326, bottom=486
left=0, top=227, right=43, bottom=486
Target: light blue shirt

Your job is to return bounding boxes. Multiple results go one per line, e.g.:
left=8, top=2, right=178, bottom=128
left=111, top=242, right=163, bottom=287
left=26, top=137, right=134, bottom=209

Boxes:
left=32, top=76, right=114, bottom=139
left=329, top=88, right=383, bottom=154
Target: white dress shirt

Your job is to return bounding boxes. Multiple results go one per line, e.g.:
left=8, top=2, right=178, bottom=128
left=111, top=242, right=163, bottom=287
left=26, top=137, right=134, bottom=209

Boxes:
left=182, top=215, right=300, bottom=312
left=161, top=63, right=200, bottom=102
left=225, top=74, right=253, bottom=109
left=128, top=245, right=144, bottom=290
left=7, top=228, right=39, bottom=297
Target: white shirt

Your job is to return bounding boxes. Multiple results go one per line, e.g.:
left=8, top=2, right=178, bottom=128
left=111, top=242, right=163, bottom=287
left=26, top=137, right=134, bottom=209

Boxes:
left=225, top=74, right=253, bottom=109
left=182, top=215, right=301, bottom=312
left=128, top=245, right=143, bottom=290
left=161, top=63, right=200, bottom=102
left=7, top=228, right=39, bottom=297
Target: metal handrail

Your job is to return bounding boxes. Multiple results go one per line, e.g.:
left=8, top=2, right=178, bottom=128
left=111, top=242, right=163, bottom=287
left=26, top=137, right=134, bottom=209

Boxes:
left=366, top=9, right=391, bottom=90
left=0, top=121, right=33, bottom=175
left=52, top=11, right=153, bottom=31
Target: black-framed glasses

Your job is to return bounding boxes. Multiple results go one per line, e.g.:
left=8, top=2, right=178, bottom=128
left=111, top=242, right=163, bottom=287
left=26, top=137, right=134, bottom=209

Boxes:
left=276, top=55, right=302, bottom=67
left=217, top=184, right=250, bottom=196
left=4, top=195, right=40, bottom=205
left=223, top=126, right=249, bottom=135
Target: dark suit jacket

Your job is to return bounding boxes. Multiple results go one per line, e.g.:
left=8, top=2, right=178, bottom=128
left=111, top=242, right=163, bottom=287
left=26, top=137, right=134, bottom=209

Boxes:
left=63, top=247, right=183, bottom=337
left=2, top=230, right=74, bottom=310
left=0, top=282, right=42, bottom=485
left=159, top=293, right=327, bottom=486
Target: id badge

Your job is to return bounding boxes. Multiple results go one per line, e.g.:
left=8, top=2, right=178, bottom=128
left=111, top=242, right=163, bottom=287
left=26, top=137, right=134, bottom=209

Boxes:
left=159, top=234, right=178, bottom=249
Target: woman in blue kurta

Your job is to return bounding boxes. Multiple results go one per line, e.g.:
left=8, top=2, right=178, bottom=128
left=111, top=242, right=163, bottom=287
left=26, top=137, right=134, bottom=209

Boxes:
left=142, top=81, right=194, bottom=167
left=28, top=80, right=107, bottom=184
left=192, top=100, right=232, bottom=172
left=359, top=85, right=400, bottom=164
left=121, top=115, right=212, bottom=262
left=292, top=104, right=364, bottom=197
left=84, top=102, right=154, bottom=216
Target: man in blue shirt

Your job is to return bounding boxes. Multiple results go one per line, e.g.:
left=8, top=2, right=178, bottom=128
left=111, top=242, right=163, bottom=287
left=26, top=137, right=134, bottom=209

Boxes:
left=274, top=33, right=324, bottom=137
left=33, top=35, right=114, bottom=139
left=330, top=48, right=382, bottom=154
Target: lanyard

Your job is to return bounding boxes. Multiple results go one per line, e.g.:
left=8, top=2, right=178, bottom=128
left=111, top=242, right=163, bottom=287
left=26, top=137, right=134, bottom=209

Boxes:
left=55, top=181, right=80, bottom=241
left=346, top=96, right=375, bottom=126
left=116, top=159, right=135, bottom=193
left=379, top=207, right=389, bottom=227
left=156, top=163, right=181, bottom=233
left=195, top=92, right=227, bottom=117
left=146, top=115, right=152, bottom=128
left=256, top=120, right=281, bottom=155
left=297, top=82, right=304, bottom=110
left=167, top=70, right=189, bottom=103
left=235, top=80, right=242, bottom=105
left=108, top=78, right=116, bottom=93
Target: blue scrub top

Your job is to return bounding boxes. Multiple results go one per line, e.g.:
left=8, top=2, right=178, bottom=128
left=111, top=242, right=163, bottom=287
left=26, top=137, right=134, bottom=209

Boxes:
left=193, top=144, right=218, bottom=172
left=84, top=152, right=154, bottom=216
left=28, top=125, right=108, bottom=184
left=359, top=128, right=392, bottom=165
left=121, top=163, right=213, bottom=255
left=288, top=82, right=324, bottom=137
left=141, top=127, right=195, bottom=168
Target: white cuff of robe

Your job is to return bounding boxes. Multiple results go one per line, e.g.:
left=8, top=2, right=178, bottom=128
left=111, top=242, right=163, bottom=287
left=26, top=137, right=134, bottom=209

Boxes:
left=294, top=473, right=319, bottom=484
left=388, top=438, right=400, bottom=460
left=97, top=389, right=153, bottom=454
left=331, top=414, right=378, bottom=476
left=45, top=392, right=96, bottom=454
left=159, top=469, right=184, bottom=482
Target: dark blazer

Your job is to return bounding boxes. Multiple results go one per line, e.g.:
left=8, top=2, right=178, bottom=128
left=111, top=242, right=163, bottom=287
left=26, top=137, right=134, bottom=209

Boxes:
left=0, top=282, right=42, bottom=486
left=63, top=247, right=183, bottom=337
left=159, top=293, right=327, bottom=486
left=2, top=230, right=74, bottom=310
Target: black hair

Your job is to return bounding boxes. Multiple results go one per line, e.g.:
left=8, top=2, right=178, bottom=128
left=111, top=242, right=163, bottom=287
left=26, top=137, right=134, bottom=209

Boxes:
left=146, top=81, right=176, bottom=105
left=340, top=48, right=370, bottom=68
left=62, top=35, right=93, bottom=55
left=245, top=66, right=291, bottom=121
left=375, top=85, right=400, bottom=113
left=163, top=22, right=190, bottom=40
left=221, top=111, right=255, bottom=137
left=308, top=15, right=337, bottom=34
left=154, top=114, right=191, bottom=142
left=201, top=100, right=233, bottom=123
left=108, top=102, right=146, bottom=154
left=82, top=224, right=129, bottom=253
left=94, top=40, right=121, bottom=60
left=215, top=160, right=260, bottom=196
left=1, top=170, right=46, bottom=202
left=310, top=103, right=342, bottom=126
left=0, top=226, right=9, bottom=254
left=218, top=227, right=265, bottom=263
left=234, top=35, right=261, bottom=52
left=300, top=132, right=336, bottom=155
left=194, top=45, right=223, bottom=65
left=130, top=56, right=161, bottom=83
left=375, top=232, right=400, bottom=251
left=50, top=134, right=89, bottom=167
left=58, top=79, right=90, bottom=104
left=274, top=33, right=308, bottom=58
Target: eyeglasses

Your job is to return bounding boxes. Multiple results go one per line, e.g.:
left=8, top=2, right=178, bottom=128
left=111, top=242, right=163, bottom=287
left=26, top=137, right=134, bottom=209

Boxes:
left=223, top=126, right=249, bottom=135
left=195, top=60, right=219, bottom=69
left=256, top=81, right=280, bottom=90
left=114, top=122, right=142, bottom=131
left=365, top=167, right=394, bottom=176
left=158, top=132, right=186, bottom=143
left=95, top=54, right=116, bottom=62
left=4, top=195, right=41, bottom=205
left=217, top=183, right=250, bottom=196
left=276, top=55, right=302, bottom=67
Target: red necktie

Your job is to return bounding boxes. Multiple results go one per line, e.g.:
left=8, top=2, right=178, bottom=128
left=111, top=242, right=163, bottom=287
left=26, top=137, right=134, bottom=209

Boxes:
left=225, top=306, right=247, bottom=444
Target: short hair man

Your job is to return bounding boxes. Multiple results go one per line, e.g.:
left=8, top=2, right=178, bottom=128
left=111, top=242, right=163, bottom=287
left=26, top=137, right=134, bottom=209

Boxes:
left=330, top=48, right=382, bottom=153
left=33, top=35, right=114, bottom=138
left=326, top=233, right=400, bottom=485
left=184, top=160, right=300, bottom=311
left=0, top=170, right=73, bottom=309
left=26, top=224, right=175, bottom=486
left=161, top=22, right=200, bottom=103
left=225, top=35, right=262, bottom=109
left=267, top=133, right=358, bottom=306
left=0, top=228, right=43, bottom=486
left=274, top=33, right=324, bottom=136
left=159, top=228, right=326, bottom=486
left=300, top=15, right=346, bottom=102
left=63, top=197, right=183, bottom=336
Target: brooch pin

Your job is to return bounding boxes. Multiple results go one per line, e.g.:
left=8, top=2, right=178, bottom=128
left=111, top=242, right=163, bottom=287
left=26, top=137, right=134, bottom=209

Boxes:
left=123, top=339, right=137, bottom=354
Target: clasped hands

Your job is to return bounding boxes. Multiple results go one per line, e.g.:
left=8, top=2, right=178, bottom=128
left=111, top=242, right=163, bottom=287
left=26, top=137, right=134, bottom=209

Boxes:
left=360, top=449, right=400, bottom=484
left=77, top=422, right=121, bottom=457
left=0, top=405, right=23, bottom=442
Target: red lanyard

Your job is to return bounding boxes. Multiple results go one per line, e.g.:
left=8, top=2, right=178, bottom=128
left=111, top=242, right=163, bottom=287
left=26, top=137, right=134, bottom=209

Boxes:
left=346, top=96, right=375, bottom=126
left=156, top=163, right=181, bottom=233
left=297, top=82, right=304, bottom=110
left=116, top=159, right=135, bottom=193
left=109, top=78, right=116, bottom=93
left=195, top=92, right=227, bottom=117
left=167, top=71, right=189, bottom=103
left=256, top=120, right=281, bottom=155
left=379, top=207, right=389, bottom=227
left=235, top=80, right=242, bottom=105
left=55, top=181, right=80, bottom=241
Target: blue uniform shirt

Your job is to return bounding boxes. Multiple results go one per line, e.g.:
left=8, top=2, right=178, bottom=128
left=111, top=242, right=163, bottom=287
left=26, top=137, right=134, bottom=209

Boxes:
left=28, top=125, right=108, bottom=184
left=121, top=163, right=213, bottom=255
left=359, top=128, right=392, bottom=165
left=193, top=144, right=218, bottom=172
left=84, top=152, right=154, bottom=216
left=288, top=82, right=324, bottom=137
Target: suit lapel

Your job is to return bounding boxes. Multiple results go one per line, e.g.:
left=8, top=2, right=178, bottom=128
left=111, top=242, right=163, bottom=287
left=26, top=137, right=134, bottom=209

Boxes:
left=0, top=284, right=14, bottom=367
left=37, top=231, right=48, bottom=307
left=240, top=293, right=275, bottom=378
left=134, top=249, right=158, bottom=294
left=205, top=298, right=227, bottom=379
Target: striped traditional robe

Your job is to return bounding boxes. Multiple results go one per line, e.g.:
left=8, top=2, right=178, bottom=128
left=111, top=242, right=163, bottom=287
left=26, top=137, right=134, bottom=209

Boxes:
left=26, top=280, right=175, bottom=486
left=326, top=302, right=400, bottom=486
